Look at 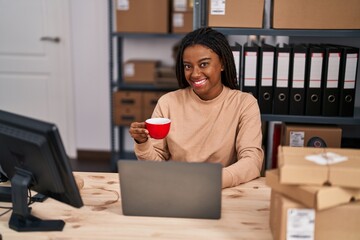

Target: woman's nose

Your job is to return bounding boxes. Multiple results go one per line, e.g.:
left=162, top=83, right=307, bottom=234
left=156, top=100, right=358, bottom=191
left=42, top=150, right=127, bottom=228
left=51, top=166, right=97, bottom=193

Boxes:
left=191, top=66, right=201, bottom=77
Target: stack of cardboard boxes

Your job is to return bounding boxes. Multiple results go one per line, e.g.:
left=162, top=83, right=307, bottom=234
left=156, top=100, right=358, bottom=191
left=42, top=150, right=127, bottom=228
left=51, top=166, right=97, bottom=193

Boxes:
left=266, top=146, right=360, bottom=239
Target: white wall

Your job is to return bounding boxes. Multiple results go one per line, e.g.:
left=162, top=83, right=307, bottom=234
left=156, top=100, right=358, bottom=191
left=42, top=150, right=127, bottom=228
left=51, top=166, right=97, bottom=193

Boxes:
left=71, top=0, right=110, bottom=151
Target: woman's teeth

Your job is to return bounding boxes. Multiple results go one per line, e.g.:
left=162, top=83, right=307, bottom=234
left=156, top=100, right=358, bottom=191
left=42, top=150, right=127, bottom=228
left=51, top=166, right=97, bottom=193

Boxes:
left=193, top=79, right=206, bottom=86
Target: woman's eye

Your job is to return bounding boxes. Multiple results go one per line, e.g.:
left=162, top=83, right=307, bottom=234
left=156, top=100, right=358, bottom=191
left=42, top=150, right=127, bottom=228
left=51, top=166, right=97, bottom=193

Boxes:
left=184, top=65, right=191, bottom=70
left=200, top=62, right=208, bottom=68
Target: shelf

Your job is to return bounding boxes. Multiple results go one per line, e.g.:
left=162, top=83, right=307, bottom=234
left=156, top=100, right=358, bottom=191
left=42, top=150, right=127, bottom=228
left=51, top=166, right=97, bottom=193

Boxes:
left=111, top=82, right=178, bottom=92
left=211, top=28, right=360, bottom=38
left=111, top=32, right=185, bottom=38
left=261, top=107, right=360, bottom=125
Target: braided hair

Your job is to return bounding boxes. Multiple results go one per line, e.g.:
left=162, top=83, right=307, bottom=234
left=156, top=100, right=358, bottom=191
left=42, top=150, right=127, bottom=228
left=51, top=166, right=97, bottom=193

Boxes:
left=175, top=27, right=238, bottom=89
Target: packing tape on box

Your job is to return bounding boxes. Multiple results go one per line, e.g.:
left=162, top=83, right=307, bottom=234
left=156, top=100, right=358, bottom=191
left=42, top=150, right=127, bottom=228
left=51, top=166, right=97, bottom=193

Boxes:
left=305, top=150, right=348, bottom=186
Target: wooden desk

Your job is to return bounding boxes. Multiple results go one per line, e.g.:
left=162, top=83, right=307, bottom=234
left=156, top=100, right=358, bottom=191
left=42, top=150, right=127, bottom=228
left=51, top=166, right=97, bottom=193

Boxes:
left=0, top=172, right=272, bottom=239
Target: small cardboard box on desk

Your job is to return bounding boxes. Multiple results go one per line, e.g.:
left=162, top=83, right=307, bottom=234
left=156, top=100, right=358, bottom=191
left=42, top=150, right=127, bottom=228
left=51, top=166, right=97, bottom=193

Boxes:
left=266, top=146, right=360, bottom=240
left=278, top=146, right=360, bottom=188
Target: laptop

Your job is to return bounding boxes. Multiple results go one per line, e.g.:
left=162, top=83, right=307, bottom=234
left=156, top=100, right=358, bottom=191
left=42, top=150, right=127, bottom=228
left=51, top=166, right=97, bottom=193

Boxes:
left=117, top=160, right=222, bottom=219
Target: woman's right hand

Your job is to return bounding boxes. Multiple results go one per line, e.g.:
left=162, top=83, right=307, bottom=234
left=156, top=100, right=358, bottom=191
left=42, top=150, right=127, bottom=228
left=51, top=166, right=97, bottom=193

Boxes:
left=129, top=122, right=149, bottom=144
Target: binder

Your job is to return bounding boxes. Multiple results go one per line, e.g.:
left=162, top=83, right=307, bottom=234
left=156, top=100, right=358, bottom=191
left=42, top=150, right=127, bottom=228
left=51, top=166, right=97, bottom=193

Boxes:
left=231, top=42, right=242, bottom=88
left=320, top=44, right=342, bottom=116
left=265, top=121, right=282, bottom=170
left=336, top=45, right=359, bottom=117
left=242, top=42, right=259, bottom=98
left=289, top=44, right=307, bottom=115
left=273, top=43, right=291, bottom=115
left=304, top=44, right=325, bottom=116
left=257, top=43, right=275, bottom=114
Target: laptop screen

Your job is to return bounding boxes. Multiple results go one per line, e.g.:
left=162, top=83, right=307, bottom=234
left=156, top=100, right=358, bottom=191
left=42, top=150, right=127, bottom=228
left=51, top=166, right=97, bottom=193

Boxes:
left=118, top=160, right=222, bottom=219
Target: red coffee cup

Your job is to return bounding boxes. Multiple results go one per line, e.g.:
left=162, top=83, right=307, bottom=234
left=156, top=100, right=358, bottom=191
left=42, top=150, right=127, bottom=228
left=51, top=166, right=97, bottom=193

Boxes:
left=145, top=118, right=171, bottom=139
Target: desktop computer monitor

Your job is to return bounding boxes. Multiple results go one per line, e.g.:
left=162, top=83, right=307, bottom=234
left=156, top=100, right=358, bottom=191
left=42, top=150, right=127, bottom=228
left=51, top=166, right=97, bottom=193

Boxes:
left=0, top=109, right=83, bottom=232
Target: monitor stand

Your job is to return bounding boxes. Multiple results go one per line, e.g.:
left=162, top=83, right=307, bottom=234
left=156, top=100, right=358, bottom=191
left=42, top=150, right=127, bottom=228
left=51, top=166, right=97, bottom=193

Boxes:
left=8, top=168, right=65, bottom=232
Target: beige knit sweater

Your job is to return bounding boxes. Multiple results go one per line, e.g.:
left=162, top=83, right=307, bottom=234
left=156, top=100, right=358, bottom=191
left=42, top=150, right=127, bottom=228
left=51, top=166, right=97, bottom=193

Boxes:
left=134, top=86, right=264, bottom=188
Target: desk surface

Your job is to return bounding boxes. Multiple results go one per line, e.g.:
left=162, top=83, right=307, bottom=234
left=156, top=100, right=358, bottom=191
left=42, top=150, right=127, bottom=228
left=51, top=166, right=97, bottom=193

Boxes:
left=0, top=172, right=272, bottom=240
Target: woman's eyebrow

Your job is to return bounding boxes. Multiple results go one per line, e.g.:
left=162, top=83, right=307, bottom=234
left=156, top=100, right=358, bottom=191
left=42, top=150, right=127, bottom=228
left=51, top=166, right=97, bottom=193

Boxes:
left=183, top=57, right=211, bottom=64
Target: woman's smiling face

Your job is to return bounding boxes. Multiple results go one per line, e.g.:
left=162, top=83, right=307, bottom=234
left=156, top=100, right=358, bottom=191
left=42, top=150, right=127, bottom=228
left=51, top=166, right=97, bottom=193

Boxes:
left=182, top=44, right=224, bottom=100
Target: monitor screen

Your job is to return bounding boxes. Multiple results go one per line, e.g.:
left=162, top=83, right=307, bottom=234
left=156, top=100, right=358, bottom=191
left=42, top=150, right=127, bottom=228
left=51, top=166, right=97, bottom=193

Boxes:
left=0, top=109, right=83, bottom=232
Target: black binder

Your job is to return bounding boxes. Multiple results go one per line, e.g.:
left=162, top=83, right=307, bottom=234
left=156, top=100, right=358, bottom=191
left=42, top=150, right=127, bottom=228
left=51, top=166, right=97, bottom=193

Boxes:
left=273, top=43, right=291, bottom=115
left=335, top=45, right=360, bottom=117
left=231, top=42, right=242, bottom=88
left=289, top=44, right=307, bottom=115
left=320, top=44, right=342, bottom=116
left=242, top=42, right=259, bottom=98
left=304, top=44, right=325, bottom=116
left=257, top=43, right=275, bottom=114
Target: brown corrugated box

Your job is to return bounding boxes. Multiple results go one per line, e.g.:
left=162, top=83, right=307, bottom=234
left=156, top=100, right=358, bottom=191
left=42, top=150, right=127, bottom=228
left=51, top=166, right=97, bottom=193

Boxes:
left=172, top=11, right=193, bottom=34
left=266, top=169, right=360, bottom=210
left=113, top=91, right=143, bottom=126
left=270, top=191, right=360, bottom=240
left=113, top=90, right=167, bottom=126
left=208, top=0, right=264, bottom=28
left=155, top=66, right=178, bottom=87
left=278, top=146, right=360, bottom=188
left=272, top=0, right=360, bottom=29
left=281, top=123, right=342, bottom=148
left=143, top=91, right=167, bottom=120
left=116, top=0, right=170, bottom=33
left=123, top=60, right=160, bottom=84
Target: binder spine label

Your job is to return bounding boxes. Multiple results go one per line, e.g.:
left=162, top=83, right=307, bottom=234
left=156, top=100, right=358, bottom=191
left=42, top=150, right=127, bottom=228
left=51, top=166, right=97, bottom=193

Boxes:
left=344, top=53, right=358, bottom=89
left=326, top=53, right=340, bottom=88
left=276, top=52, right=290, bottom=87
left=261, top=52, right=274, bottom=86
left=292, top=53, right=306, bottom=88
left=309, top=53, right=323, bottom=88
left=244, top=52, right=257, bottom=87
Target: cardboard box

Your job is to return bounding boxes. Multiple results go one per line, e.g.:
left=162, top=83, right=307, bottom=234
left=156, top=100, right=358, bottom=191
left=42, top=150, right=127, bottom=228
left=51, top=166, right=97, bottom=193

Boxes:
left=272, top=0, right=360, bottom=29
left=266, top=169, right=360, bottom=210
left=142, top=91, right=167, bottom=120
left=116, top=0, right=170, bottom=33
left=155, top=66, right=178, bottom=87
left=278, top=146, right=360, bottom=188
left=123, top=60, right=160, bottom=84
left=113, top=90, right=168, bottom=126
left=281, top=124, right=342, bottom=148
left=270, top=191, right=360, bottom=240
left=172, top=11, right=193, bottom=34
left=208, top=0, right=264, bottom=28
left=113, top=91, right=143, bottom=125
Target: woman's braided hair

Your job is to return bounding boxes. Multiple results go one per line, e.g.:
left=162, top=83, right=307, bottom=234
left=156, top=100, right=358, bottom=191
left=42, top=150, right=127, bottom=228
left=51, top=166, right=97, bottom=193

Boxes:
left=175, top=27, right=239, bottom=89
